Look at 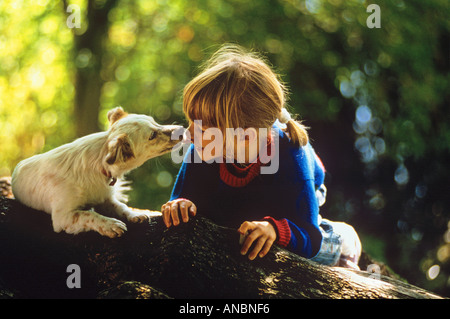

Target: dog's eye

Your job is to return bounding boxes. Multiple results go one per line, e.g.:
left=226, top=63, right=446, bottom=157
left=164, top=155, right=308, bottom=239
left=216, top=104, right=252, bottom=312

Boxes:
left=149, top=131, right=157, bottom=141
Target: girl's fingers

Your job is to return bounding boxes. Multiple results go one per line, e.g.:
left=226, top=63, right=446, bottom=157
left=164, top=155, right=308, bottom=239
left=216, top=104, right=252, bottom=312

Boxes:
left=179, top=201, right=189, bottom=223
left=163, top=205, right=172, bottom=228
left=189, top=202, right=197, bottom=216
left=162, top=199, right=196, bottom=228
left=249, top=237, right=267, bottom=260
left=238, top=221, right=274, bottom=260
left=259, top=238, right=275, bottom=258
left=170, top=202, right=180, bottom=226
left=238, top=221, right=253, bottom=235
left=240, top=228, right=260, bottom=256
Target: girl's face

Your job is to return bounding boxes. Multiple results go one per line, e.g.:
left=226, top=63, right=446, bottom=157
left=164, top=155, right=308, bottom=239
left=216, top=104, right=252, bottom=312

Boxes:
left=188, top=121, right=219, bottom=162
left=187, top=121, right=261, bottom=163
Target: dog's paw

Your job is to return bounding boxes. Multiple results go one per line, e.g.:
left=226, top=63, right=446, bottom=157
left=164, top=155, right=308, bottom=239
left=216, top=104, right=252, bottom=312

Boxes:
left=98, top=217, right=128, bottom=238
left=126, top=208, right=154, bottom=223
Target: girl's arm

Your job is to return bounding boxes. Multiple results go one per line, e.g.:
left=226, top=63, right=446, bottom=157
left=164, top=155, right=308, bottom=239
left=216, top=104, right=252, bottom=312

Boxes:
left=239, top=178, right=322, bottom=260
left=262, top=143, right=326, bottom=259
left=262, top=179, right=323, bottom=258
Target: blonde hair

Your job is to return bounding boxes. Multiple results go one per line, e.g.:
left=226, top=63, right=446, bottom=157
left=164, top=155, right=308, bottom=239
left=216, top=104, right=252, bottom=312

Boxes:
left=182, top=44, right=308, bottom=147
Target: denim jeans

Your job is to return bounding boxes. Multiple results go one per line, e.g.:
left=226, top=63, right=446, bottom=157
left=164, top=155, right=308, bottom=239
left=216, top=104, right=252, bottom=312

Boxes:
left=310, top=218, right=343, bottom=266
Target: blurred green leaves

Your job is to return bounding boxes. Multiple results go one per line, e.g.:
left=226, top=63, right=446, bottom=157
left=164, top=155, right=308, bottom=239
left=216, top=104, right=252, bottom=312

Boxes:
left=0, top=0, right=74, bottom=175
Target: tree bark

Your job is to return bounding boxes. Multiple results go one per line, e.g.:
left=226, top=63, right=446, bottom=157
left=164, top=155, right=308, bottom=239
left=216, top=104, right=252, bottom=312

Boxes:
left=0, top=196, right=443, bottom=299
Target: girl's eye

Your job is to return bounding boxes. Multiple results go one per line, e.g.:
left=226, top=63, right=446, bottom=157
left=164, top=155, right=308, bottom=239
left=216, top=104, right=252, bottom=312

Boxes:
left=149, top=131, right=157, bottom=141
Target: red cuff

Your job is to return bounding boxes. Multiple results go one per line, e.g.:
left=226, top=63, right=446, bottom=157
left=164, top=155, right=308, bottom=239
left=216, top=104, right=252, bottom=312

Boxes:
left=263, top=216, right=291, bottom=247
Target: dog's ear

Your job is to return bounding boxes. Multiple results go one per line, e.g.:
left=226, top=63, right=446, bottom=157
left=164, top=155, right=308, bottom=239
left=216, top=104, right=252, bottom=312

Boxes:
left=105, top=133, right=135, bottom=165
left=107, top=107, right=128, bottom=126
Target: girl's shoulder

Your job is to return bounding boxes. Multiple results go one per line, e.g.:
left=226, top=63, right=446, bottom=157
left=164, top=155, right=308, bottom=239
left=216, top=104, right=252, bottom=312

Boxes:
left=273, top=125, right=317, bottom=181
left=273, top=125, right=311, bottom=159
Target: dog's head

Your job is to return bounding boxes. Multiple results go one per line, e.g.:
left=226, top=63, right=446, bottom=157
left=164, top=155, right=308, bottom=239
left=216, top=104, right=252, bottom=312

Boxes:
left=104, top=107, right=184, bottom=173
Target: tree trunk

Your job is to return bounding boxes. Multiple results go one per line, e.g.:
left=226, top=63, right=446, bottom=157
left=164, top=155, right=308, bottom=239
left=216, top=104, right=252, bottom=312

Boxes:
left=66, top=0, right=119, bottom=137
left=0, top=196, right=443, bottom=299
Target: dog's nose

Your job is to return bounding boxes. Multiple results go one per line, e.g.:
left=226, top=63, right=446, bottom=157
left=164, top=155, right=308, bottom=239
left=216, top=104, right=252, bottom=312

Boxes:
left=176, top=126, right=192, bottom=144
left=165, top=125, right=188, bottom=143
left=172, top=126, right=185, bottom=138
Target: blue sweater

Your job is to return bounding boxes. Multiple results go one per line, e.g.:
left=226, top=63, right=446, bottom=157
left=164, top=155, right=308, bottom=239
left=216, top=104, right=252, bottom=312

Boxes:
left=170, top=127, right=325, bottom=258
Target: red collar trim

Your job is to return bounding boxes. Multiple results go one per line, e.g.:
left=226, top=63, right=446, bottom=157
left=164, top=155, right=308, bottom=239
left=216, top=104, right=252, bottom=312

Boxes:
left=102, top=169, right=117, bottom=186
left=219, top=136, right=274, bottom=188
left=220, top=160, right=262, bottom=187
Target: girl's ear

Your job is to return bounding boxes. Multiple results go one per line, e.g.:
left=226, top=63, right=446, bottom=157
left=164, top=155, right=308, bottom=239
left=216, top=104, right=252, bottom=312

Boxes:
left=105, top=133, right=135, bottom=165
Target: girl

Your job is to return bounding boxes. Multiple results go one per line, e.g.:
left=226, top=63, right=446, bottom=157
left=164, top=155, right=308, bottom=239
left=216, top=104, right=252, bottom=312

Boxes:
left=162, top=45, right=361, bottom=268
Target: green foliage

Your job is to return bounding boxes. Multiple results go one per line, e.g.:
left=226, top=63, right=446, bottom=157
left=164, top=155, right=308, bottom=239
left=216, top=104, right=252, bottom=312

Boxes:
left=0, top=0, right=448, bottom=296
left=0, top=0, right=75, bottom=175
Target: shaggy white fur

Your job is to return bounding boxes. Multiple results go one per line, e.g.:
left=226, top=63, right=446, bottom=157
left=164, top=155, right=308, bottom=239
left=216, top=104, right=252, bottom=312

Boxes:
left=12, top=107, right=183, bottom=238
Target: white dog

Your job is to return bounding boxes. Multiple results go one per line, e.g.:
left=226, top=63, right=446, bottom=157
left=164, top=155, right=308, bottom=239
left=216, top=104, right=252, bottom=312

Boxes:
left=12, top=107, right=183, bottom=238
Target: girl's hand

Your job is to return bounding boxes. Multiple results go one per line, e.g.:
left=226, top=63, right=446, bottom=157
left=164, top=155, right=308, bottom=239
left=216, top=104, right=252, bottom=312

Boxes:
left=238, top=221, right=277, bottom=260
left=161, top=198, right=197, bottom=228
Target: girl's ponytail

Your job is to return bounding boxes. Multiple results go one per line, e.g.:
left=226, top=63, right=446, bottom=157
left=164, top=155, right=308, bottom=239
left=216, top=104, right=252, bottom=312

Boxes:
left=278, top=108, right=309, bottom=147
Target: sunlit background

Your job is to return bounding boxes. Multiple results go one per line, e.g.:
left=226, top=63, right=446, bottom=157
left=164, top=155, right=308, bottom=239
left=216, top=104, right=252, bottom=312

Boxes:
left=0, top=0, right=448, bottom=296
